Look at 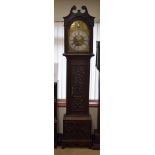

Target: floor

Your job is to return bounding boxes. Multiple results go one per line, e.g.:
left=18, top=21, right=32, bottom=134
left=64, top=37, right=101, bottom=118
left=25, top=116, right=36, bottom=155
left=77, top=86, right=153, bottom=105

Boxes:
left=54, top=147, right=100, bottom=155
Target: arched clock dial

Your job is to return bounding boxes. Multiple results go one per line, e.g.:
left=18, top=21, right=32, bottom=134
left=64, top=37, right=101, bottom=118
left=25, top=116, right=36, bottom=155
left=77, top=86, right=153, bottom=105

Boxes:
left=68, top=20, right=90, bottom=52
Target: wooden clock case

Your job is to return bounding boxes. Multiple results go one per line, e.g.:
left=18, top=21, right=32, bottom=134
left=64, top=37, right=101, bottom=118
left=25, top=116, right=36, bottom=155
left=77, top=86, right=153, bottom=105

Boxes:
left=62, top=6, right=95, bottom=148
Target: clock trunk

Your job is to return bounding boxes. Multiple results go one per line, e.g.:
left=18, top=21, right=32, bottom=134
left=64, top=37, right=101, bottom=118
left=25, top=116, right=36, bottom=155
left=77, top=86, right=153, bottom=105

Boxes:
left=66, top=55, right=90, bottom=115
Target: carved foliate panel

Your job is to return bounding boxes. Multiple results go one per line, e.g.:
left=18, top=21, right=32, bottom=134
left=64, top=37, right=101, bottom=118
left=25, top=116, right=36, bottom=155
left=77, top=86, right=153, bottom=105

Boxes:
left=63, top=120, right=91, bottom=139
left=70, top=64, right=89, bottom=113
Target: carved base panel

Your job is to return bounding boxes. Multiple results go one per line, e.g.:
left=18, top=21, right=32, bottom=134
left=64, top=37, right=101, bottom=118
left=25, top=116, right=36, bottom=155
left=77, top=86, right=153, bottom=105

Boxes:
left=62, top=114, right=92, bottom=148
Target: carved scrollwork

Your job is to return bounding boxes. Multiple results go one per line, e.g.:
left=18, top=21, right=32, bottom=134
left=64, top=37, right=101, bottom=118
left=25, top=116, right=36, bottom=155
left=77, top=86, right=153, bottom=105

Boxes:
left=70, top=65, right=88, bottom=113
left=70, top=5, right=77, bottom=13
left=64, top=120, right=91, bottom=139
left=70, top=5, right=88, bottom=14
left=81, top=6, right=88, bottom=14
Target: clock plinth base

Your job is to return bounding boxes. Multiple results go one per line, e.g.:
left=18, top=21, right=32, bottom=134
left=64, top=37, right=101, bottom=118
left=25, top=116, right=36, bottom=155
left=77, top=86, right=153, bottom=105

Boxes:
left=62, top=114, right=92, bottom=148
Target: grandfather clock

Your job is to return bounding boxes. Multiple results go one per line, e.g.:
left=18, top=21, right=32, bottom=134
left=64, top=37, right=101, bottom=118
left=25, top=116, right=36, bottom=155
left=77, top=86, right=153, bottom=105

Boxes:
left=62, top=6, right=95, bottom=147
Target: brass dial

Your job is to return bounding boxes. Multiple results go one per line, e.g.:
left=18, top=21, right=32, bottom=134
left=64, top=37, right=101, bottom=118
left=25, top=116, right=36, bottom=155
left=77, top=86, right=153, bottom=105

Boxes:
left=68, top=20, right=90, bottom=52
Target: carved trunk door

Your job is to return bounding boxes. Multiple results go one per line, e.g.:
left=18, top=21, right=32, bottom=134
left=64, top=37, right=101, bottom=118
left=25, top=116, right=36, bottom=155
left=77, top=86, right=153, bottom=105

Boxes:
left=68, top=58, right=90, bottom=115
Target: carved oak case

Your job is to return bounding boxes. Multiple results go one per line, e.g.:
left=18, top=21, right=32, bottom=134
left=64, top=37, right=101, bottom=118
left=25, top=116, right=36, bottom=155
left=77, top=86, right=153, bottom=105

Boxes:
left=62, top=6, right=95, bottom=147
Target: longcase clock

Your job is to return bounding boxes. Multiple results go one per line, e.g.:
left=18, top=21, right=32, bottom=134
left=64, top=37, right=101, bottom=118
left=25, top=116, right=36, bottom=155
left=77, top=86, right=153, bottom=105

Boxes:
left=62, top=6, right=95, bottom=148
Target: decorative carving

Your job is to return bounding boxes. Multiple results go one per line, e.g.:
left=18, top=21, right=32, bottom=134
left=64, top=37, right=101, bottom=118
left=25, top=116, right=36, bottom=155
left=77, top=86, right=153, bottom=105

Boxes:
left=69, top=5, right=88, bottom=14
left=63, top=5, right=95, bottom=27
left=62, top=115, right=92, bottom=147
left=70, top=5, right=77, bottom=14
left=63, top=120, right=91, bottom=139
left=70, top=65, right=88, bottom=113
left=81, top=6, right=88, bottom=13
